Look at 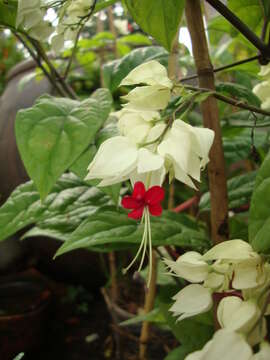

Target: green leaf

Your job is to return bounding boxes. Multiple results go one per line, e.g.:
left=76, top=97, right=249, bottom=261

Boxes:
left=69, top=145, right=97, bottom=179
left=249, top=152, right=270, bottom=252
left=118, top=33, right=152, bottom=46
left=164, top=345, right=193, bottom=360
left=103, top=46, right=168, bottom=92
left=120, top=308, right=164, bottom=327
left=216, top=82, right=261, bottom=107
left=0, top=0, right=17, bottom=28
left=15, top=89, right=112, bottom=200
left=55, top=209, right=210, bottom=256
left=0, top=173, right=110, bottom=243
left=123, top=0, right=185, bottom=51
left=200, top=171, right=256, bottom=212
left=228, top=0, right=264, bottom=36
left=223, top=129, right=268, bottom=166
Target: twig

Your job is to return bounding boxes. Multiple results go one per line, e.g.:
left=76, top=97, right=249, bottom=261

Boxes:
left=63, top=0, right=98, bottom=79
left=183, top=84, right=270, bottom=117
left=205, top=0, right=270, bottom=60
left=180, top=55, right=260, bottom=83
left=27, top=36, right=78, bottom=99
left=173, top=196, right=199, bottom=213
left=13, top=32, right=67, bottom=97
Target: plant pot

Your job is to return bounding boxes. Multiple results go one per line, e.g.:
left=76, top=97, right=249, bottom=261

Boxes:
left=0, top=277, right=51, bottom=360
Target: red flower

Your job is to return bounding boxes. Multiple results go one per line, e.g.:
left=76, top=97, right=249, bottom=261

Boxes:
left=121, top=181, right=165, bottom=220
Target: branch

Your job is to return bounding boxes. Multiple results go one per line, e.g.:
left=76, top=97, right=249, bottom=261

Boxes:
left=13, top=32, right=67, bottom=97
left=26, top=36, right=78, bottom=99
left=183, top=84, right=270, bottom=117
left=205, top=0, right=270, bottom=61
left=180, top=55, right=260, bottom=83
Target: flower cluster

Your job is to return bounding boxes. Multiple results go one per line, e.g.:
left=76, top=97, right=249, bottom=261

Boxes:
left=16, top=0, right=53, bottom=41
left=85, top=60, right=214, bottom=189
left=51, top=0, right=94, bottom=52
left=16, top=0, right=94, bottom=50
left=85, top=60, right=214, bottom=284
left=253, top=63, right=270, bottom=110
left=165, top=239, right=270, bottom=359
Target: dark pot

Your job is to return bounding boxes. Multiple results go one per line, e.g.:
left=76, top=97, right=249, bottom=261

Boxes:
left=0, top=278, right=51, bottom=360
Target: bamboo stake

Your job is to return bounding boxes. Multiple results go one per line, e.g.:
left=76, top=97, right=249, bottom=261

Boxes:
left=185, top=0, right=229, bottom=243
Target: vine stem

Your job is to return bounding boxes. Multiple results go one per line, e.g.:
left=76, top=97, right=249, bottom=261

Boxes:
left=182, top=84, right=270, bottom=118
left=27, top=36, right=78, bottom=99
left=180, top=55, right=260, bottom=83
left=13, top=32, right=67, bottom=97
left=185, top=0, right=229, bottom=243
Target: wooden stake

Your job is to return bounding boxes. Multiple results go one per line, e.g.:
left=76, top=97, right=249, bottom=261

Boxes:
left=185, top=0, right=229, bottom=243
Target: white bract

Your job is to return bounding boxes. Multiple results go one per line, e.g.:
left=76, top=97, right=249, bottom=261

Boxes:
left=16, top=0, right=53, bottom=41
left=170, top=284, right=213, bottom=321
left=166, top=240, right=268, bottom=326
left=253, top=63, right=270, bottom=110
left=217, top=297, right=261, bottom=334
left=86, top=61, right=214, bottom=189
left=185, top=330, right=253, bottom=360
left=164, top=251, right=209, bottom=283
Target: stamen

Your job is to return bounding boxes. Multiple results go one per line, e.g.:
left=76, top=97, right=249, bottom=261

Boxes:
left=123, top=208, right=147, bottom=273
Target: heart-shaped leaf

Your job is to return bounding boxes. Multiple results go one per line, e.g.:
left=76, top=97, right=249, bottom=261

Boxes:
left=15, top=89, right=112, bottom=200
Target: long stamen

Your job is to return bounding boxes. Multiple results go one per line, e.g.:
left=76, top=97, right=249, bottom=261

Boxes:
left=123, top=208, right=147, bottom=273
left=138, top=209, right=149, bottom=272
left=147, top=208, right=153, bottom=287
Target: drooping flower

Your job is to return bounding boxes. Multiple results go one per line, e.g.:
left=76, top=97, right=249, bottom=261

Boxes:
left=121, top=181, right=165, bottom=219
left=165, top=239, right=267, bottom=322
left=158, top=119, right=215, bottom=188
left=85, top=136, right=165, bottom=187
left=170, top=284, right=213, bottom=321
left=164, top=251, right=210, bottom=283
left=121, top=182, right=165, bottom=286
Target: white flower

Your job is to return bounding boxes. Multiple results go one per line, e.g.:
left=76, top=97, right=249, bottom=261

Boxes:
left=202, top=239, right=258, bottom=262
left=158, top=119, right=214, bottom=188
left=232, top=260, right=265, bottom=290
left=120, top=60, right=173, bottom=88
left=184, top=329, right=253, bottom=360
left=217, top=297, right=261, bottom=334
left=164, top=251, right=210, bottom=283
left=122, top=85, right=171, bottom=111
left=114, top=19, right=129, bottom=35
left=120, top=60, right=173, bottom=111
left=253, top=80, right=270, bottom=110
left=203, top=272, right=225, bottom=290
left=170, top=284, right=213, bottom=321
left=114, top=109, right=160, bottom=145
left=85, top=136, right=164, bottom=186
left=66, top=0, right=92, bottom=19
left=16, top=0, right=53, bottom=41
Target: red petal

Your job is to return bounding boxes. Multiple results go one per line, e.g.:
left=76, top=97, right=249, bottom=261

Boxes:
left=128, top=206, right=144, bottom=220
left=132, top=182, right=146, bottom=201
left=121, top=196, right=141, bottom=209
left=145, top=186, right=165, bottom=205
left=148, top=203, right=163, bottom=216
